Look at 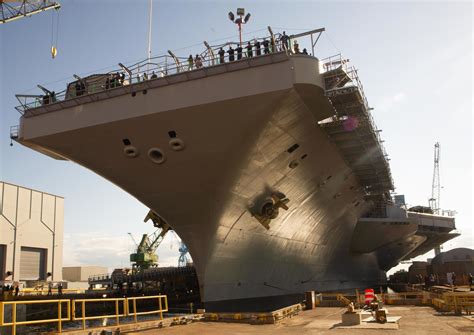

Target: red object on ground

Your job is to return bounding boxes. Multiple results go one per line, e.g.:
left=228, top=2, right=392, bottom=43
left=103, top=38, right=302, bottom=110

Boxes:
left=364, top=288, right=375, bottom=305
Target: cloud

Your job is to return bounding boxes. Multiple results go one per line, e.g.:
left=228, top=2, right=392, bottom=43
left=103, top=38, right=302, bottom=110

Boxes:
left=392, top=92, right=406, bottom=103
left=63, top=232, right=183, bottom=272
left=376, top=91, right=406, bottom=112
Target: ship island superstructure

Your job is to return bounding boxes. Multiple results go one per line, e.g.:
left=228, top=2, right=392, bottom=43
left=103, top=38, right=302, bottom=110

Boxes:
left=11, top=28, right=458, bottom=311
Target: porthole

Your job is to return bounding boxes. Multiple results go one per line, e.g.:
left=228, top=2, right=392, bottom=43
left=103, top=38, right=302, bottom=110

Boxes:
left=123, top=145, right=139, bottom=158
left=169, top=138, right=185, bottom=151
left=289, top=160, right=299, bottom=169
left=148, top=148, right=166, bottom=164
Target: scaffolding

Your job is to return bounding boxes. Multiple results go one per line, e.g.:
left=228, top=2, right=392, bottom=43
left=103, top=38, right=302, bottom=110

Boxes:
left=319, top=54, right=394, bottom=204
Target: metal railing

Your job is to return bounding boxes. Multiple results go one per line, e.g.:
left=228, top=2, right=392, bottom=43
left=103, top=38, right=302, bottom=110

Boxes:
left=14, top=27, right=324, bottom=115
left=72, top=297, right=127, bottom=330
left=17, top=288, right=86, bottom=296
left=0, top=295, right=168, bottom=335
left=319, top=290, right=474, bottom=315
left=0, top=299, right=70, bottom=335
left=127, top=295, right=168, bottom=323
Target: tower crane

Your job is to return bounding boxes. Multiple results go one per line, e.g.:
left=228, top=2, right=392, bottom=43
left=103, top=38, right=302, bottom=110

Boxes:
left=0, top=1, right=60, bottom=24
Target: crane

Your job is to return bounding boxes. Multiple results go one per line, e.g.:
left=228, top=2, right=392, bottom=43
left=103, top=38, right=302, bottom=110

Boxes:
left=178, top=242, right=190, bottom=267
left=428, top=142, right=441, bottom=215
left=429, top=142, right=444, bottom=256
left=129, top=210, right=172, bottom=272
left=0, top=1, right=60, bottom=24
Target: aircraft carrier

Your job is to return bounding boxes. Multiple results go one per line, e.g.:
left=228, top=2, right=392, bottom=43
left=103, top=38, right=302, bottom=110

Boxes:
left=11, top=28, right=458, bottom=311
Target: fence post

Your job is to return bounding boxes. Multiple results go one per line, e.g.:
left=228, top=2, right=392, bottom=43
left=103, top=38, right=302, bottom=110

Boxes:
left=133, top=299, right=137, bottom=323
left=82, top=300, right=86, bottom=330
left=58, top=301, right=62, bottom=333
left=158, top=297, right=163, bottom=320
left=0, top=302, right=3, bottom=326
left=116, top=300, right=120, bottom=325
left=12, top=302, right=17, bottom=335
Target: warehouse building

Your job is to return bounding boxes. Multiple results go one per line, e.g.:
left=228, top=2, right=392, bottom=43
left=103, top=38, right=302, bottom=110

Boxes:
left=0, top=181, right=63, bottom=283
left=430, top=248, right=474, bottom=285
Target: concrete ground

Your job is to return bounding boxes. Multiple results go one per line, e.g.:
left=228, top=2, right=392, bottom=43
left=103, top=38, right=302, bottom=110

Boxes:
left=125, top=306, right=474, bottom=334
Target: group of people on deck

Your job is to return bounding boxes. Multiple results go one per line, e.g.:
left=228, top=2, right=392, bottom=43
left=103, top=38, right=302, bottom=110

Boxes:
left=42, top=31, right=310, bottom=105
left=187, top=31, right=309, bottom=69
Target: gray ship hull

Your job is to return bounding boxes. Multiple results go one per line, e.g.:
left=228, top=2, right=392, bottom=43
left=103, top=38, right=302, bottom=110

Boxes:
left=14, top=53, right=455, bottom=311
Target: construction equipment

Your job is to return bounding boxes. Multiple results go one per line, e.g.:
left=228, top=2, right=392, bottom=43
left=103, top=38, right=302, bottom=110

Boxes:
left=129, top=210, right=172, bottom=271
left=429, top=142, right=441, bottom=215
left=178, top=241, right=190, bottom=267
left=0, top=0, right=60, bottom=24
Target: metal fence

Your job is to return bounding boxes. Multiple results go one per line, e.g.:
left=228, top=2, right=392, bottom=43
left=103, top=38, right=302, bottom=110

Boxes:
left=0, top=295, right=167, bottom=335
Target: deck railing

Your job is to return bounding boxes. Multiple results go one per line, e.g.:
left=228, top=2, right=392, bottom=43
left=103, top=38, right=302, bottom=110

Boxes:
left=13, top=30, right=301, bottom=115
left=13, top=27, right=329, bottom=116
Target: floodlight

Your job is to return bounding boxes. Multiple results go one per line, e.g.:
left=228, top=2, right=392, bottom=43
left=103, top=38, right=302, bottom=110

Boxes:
left=237, top=8, right=245, bottom=16
left=244, top=13, right=251, bottom=23
left=228, top=11, right=235, bottom=22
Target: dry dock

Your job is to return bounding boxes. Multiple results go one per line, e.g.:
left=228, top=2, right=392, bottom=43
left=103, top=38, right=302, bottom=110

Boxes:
left=125, top=306, right=473, bottom=334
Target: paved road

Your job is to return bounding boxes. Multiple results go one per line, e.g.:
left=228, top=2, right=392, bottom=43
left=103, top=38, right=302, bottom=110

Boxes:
left=125, top=306, right=474, bottom=334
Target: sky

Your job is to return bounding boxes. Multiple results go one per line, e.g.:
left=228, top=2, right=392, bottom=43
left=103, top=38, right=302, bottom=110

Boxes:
left=0, top=0, right=472, bottom=274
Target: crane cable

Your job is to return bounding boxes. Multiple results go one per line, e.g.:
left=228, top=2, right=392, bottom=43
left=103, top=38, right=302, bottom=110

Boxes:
left=50, top=7, right=60, bottom=58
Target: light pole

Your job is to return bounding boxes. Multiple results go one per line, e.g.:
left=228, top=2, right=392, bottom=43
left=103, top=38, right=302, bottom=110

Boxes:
left=228, top=8, right=251, bottom=45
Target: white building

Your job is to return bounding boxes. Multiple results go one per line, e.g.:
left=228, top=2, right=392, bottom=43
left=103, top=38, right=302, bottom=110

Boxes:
left=0, top=181, right=63, bottom=283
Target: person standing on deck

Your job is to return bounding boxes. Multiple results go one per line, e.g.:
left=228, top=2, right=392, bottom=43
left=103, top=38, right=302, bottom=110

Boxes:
left=281, top=31, right=290, bottom=51
left=255, top=40, right=261, bottom=56
left=263, top=39, right=270, bottom=54
left=218, top=47, right=225, bottom=64
left=293, top=40, right=300, bottom=54
left=246, top=41, right=253, bottom=57
left=187, top=54, right=194, bottom=70
left=236, top=44, right=243, bottom=60
left=227, top=45, right=235, bottom=61
left=195, top=54, right=203, bottom=68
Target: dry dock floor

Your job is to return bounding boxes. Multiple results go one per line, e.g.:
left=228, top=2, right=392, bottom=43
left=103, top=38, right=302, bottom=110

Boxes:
left=126, top=306, right=474, bottom=334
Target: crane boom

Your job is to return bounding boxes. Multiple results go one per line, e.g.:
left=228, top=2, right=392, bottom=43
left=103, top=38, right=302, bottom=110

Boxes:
left=1, top=1, right=60, bottom=24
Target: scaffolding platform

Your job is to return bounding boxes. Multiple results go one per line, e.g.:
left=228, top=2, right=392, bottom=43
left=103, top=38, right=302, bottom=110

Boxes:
left=319, top=55, right=394, bottom=195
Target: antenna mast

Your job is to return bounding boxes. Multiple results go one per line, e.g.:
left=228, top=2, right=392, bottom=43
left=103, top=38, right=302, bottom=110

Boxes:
left=147, top=0, right=153, bottom=64
left=429, top=142, right=440, bottom=215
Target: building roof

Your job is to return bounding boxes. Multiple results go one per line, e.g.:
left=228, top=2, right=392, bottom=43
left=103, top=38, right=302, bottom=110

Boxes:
left=431, top=248, right=474, bottom=264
